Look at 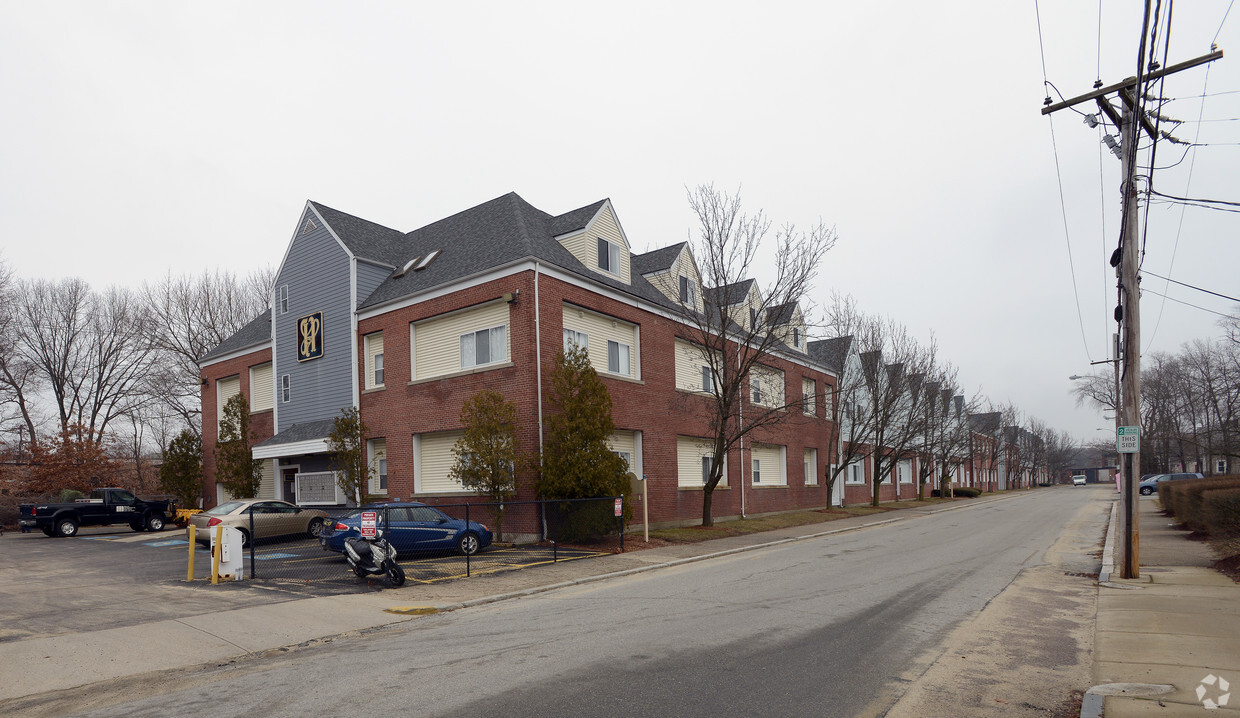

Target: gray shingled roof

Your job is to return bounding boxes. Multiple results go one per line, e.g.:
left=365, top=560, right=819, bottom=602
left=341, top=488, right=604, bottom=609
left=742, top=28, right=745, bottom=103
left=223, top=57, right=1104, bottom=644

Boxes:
left=704, top=279, right=755, bottom=308
left=631, top=242, right=685, bottom=276
left=253, top=419, right=335, bottom=449
left=969, top=412, right=1001, bottom=432
left=310, top=202, right=407, bottom=267
left=807, top=336, right=853, bottom=373
left=199, top=312, right=271, bottom=364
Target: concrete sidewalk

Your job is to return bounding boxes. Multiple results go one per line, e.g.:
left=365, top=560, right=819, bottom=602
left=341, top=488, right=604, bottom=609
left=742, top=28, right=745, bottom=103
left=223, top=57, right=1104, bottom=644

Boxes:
left=0, top=497, right=996, bottom=704
left=1086, top=498, right=1240, bottom=716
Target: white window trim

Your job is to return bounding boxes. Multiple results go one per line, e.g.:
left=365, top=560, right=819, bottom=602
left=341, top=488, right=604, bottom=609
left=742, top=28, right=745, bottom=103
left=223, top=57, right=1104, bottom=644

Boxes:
left=279, top=285, right=288, bottom=314
left=597, top=236, right=621, bottom=275
left=607, top=339, right=631, bottom=376
left=845, top=458, right=866, bottom=485
left=280, top=374, right=291, bottom=403
left=460, top=324, right=507, bottom=370
left=564, top=328, right=588, bottom=353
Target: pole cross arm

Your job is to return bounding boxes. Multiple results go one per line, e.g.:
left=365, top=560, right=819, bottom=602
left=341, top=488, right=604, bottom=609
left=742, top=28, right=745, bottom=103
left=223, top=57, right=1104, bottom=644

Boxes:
left=1041, top=49, right=1223, bottom=115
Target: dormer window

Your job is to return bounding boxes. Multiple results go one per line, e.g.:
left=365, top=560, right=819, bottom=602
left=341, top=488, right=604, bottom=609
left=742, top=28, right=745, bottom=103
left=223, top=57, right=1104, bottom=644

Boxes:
left=597, top=237, right=620, bottom=275
left=750, top=307, right=758, bottom=330
left=679, top=275, right=695, bottom=306
left=792, top=328, right=801, bottom=348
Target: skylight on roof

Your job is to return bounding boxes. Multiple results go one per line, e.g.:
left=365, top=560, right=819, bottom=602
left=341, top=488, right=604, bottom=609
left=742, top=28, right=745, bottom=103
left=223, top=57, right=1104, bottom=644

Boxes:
left=413, top=249, right=440, bottom=271
left=393, top=256, right=422, bottom=278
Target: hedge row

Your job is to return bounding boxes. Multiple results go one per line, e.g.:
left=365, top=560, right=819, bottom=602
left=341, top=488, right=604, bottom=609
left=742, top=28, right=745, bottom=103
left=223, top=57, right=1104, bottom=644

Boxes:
left=1158, top=475, right=1240, bottom=539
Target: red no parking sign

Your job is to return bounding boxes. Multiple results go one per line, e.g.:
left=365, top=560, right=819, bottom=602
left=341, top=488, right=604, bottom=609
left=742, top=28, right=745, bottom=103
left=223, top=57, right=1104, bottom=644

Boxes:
left=360, top=511, right=378, bottom=537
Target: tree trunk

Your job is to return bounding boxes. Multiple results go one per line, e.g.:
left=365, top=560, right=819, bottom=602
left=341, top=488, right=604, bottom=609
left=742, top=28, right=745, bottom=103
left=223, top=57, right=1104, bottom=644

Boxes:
left=701, top=485, right=714, bottom=527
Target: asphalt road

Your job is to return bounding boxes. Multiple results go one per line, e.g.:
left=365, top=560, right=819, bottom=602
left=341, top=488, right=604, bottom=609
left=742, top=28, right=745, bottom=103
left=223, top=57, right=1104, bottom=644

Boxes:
left=67, top=488, right=1105, bottom=718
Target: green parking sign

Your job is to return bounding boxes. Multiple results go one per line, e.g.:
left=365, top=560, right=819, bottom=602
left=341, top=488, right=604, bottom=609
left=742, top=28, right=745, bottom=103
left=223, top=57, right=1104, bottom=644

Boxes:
left=1117, top=426, right=1140, bottom=454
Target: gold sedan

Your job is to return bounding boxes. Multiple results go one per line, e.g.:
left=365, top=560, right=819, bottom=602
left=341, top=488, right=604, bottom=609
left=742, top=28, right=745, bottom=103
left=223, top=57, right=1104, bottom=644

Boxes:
left=188, top=499, right=329, bottom=547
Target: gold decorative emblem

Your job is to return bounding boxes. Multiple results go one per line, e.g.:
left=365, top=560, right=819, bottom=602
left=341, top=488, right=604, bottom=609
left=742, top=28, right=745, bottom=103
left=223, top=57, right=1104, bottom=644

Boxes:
left=297, top=312, right=324, bottom=362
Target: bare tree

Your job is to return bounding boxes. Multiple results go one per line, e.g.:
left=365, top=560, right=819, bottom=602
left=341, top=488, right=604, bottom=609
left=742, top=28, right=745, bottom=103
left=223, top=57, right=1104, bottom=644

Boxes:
left=14, top=279, right=157, bottom=446
left=676, top=185, right=836, bottom=526
left=818, top=294, right=882, bottom=508
left=0, top=258, right=42, bottom=449
left=141, top=268, right=274, bottom=434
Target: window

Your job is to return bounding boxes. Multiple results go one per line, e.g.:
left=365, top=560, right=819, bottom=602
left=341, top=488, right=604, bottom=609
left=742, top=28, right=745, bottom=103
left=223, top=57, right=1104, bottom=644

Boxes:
left=279, top=285, right=288, bottom=314
left=752, top=458, right=761, bottom=484
left=701, top=456, right=715, bottom=484
left=802, top=378, right=815, bottom=416
left=280, top=375, right=290, bottom=402
left=805, top=449, right=818, bottom=486
left=614, top=451, right=632, bottom=470
left=365, top=332, right=385, bottom=389
left=792, top=328, right=801, bottom=348
left=752, top=377, right=763, bottom=404
left=1218, top=460, right=1228, bottom=474
left=564, top=328, right=588, bottom=352
left=701, top=366, right=718, bottom=394
left=608, top=340, right=631, bottom=375
left=750, top=307, right=758, bottom=330
left=460, top=325, right=507, bottom=369
left=679, top=275, right=695, bottom=305
left=845, top=460, right=866, bottom=485
left=597, top=237, right=620, bottom=274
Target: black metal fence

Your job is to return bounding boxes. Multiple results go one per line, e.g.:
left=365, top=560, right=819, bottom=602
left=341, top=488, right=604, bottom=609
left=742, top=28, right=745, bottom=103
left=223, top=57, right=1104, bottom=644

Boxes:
left=212, top=496, right=625, bottom=591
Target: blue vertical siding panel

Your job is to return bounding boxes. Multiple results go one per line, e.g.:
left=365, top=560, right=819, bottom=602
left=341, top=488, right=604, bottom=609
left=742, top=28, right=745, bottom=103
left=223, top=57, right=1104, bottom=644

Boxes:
left=274, top=214, right=355, bottom=433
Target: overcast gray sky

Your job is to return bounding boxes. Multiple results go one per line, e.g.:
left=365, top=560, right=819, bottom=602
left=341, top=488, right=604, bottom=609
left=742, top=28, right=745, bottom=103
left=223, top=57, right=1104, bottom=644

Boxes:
left=2, top=1, right=1237, bottom=445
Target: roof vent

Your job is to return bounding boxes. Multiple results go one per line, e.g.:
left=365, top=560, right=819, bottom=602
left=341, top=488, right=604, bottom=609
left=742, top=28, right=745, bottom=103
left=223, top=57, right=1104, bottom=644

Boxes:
left=300, top=217, right=317, bottom=235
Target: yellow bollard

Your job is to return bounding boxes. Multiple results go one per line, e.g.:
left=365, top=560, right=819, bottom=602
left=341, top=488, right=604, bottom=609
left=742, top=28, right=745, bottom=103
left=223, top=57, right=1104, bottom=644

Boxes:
left=211, top=524, right=222, bottom=585
left=186, top=525, right=196, bottom=581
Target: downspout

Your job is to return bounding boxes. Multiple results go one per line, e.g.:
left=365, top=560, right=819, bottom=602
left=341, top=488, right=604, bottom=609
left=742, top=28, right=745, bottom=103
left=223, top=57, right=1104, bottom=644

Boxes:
left=534, top=262, right=543, bottom=448
left=738, top=349, right=746, bottom=519
left=535, top=262, right=545, bottom=540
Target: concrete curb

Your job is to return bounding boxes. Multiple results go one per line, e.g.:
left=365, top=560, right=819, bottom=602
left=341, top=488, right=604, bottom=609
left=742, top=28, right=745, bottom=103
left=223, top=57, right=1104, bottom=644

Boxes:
left=1098, top=500, right=1117, bottom=583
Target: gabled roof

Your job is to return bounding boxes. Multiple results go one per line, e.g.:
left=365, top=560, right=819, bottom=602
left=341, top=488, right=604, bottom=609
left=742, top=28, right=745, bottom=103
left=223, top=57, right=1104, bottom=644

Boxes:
left=807, top=336, right=853, bottom=373
left=765, top=302, right=799, bottom=327
left=199, top=312, right=271, bottom=364
left=354, top=193, right=680, bottom=312
left=704, top=279, right=755, bottom=309
left=310, top=202, right=407, bottom=267
left=632, top=242, right=686, bottom=276
left=969, top=412, right=1001, bottom=433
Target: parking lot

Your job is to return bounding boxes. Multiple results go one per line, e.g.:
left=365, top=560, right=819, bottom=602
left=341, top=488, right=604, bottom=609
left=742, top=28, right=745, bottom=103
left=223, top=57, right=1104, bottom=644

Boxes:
left=0, top=523, right=613, bottom=641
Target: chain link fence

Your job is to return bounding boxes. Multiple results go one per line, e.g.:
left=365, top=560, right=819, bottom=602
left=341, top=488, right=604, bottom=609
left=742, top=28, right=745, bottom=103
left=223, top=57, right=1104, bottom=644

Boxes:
left=206, top=497, right=625, bottom=590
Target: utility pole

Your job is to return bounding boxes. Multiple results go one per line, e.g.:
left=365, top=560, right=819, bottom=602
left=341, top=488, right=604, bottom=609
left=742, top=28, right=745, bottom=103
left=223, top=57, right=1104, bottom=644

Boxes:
left=1041, top=48, right=1221, bottom=580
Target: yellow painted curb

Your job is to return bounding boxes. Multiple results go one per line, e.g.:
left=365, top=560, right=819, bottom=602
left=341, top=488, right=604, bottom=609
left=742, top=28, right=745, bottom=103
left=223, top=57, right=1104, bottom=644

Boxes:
left=385, top=606, right=440, bottom=615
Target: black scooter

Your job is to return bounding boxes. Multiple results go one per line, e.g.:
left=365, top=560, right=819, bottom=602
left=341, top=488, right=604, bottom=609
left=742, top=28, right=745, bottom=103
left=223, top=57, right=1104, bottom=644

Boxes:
left=344, top=529, right=406, bottom=587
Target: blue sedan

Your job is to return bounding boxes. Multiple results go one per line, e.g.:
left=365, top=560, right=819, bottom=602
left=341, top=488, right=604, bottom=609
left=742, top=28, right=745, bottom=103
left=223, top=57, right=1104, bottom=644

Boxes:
left=320, top=503, right=492, bottom=556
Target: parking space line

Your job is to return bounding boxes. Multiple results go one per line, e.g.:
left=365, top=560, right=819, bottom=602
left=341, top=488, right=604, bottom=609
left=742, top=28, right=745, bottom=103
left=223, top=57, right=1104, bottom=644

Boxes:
left=144, top=539, right=188, bottom=547
left=252, top=553, right=298, bottom=560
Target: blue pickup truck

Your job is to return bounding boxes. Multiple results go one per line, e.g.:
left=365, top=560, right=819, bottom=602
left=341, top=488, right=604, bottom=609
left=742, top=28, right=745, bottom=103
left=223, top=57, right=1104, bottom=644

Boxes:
left=19, top=488, right=175, bottom=537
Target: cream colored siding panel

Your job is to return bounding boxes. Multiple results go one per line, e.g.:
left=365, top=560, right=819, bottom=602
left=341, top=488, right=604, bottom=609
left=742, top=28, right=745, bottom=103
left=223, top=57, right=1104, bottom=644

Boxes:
left=677, top=436, right=726, bottom=487
left=752, top=442, right=784, bottom=485
left=413, top=303, right=510, bottom=380
left=258, top=459, right=276, bottom=499
left=250, top=363, right=273, bottom=412
left=750, top=365, right=784, bottom=408
left=559, top=205, right=630, bottom=284
left=416, top=431, right=465, bottom=494
left=562, top=304, right=639, bottom=378
left=369, top=438, right=387, bottom=494
left=216, top=375, right=241, bottom=430
left=607, top=431, right=636, bottom=470
left=364, top=332, right=384, bottom=388
left=675, top=339, right=718, bottom=393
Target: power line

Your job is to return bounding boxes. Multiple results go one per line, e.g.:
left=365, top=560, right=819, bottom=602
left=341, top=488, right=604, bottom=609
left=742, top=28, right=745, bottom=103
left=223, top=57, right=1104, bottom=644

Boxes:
left=1142, top=270, right=1240, bottom=303
left=1148, top=188, right=1240, bottom=207
left=1214, top=0, right=1235, bottom=46
left=1141, top=288, right=1236, bottom=318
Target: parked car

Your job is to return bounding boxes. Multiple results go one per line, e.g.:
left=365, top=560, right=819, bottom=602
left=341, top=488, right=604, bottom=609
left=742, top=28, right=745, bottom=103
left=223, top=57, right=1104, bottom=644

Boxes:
left=188, top=500, right=329, bottom=547
left=1072, top=475, right=1087, bottom=486
left=320, top=502, right=492, bottom=557
left=1137, top=472, right=1204, bottom=496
